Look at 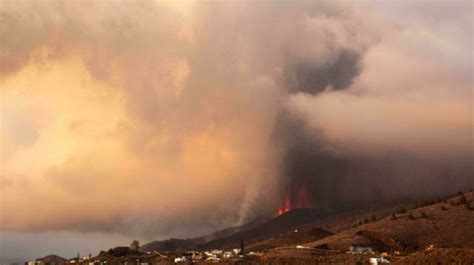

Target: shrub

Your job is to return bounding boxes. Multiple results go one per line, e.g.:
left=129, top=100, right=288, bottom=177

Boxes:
left=421, top=212, right=428, bottom=218
left=390, top=213, right=397, bottom=220
left=441, top=206, right=447, bottom=211
left=363, top=218, right=369, bottom=224
left=459, top=195, right=467, bottom=204
left=408, top=213, right=414, bottom=220
left=397, top=207, right=407, bottom=214
left=370, top=215, right=377, bottom=222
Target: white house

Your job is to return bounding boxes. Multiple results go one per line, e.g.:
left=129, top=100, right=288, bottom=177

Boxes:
left=174, top=256, right=187, bottom=263
left=370, top=257, right=390, bottom=265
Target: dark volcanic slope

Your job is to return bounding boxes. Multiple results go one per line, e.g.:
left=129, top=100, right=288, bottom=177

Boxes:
left=198, top=208, right=331, bottom=250
left=247, top=227, right=334, bottom=251
left=140, top=238, right=197, bottom=253
left=141, top=213, right=271, bottom=252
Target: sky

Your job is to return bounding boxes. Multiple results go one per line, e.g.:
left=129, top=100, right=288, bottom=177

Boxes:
left=0, top=0, right=473, bottom=263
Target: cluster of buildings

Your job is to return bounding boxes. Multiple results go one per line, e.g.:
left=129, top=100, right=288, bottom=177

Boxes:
left=173, top=248, right=244, bottom=263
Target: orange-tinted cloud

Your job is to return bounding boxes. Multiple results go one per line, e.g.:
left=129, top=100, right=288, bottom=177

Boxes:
left=0, top=0, right=472, bottom=242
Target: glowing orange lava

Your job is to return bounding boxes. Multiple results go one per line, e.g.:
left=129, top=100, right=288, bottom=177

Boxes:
left=277, top=183, right=314, bottom=216
left=277, top=192, right=291, bottom=216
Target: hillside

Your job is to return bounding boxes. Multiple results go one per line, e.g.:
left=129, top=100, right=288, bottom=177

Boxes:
left=247, top=227, right=333, bottom=251
left=35, top=255, right=68, bottom=263
left=198, top=208, right=333, bottom=250
left=141, top=212, right=272, bottom=252
left=305, top=191, right=474, bottom=252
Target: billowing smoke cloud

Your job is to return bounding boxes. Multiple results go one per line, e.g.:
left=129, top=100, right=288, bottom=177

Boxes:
left=1, top=0, right=472, bottom=252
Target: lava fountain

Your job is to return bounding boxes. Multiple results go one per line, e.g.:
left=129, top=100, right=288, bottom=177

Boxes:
left=277, top=182, right=314, bottom=216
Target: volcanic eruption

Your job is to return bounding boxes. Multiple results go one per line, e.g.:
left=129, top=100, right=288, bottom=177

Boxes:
left=277, top=182, right=314, bottom=216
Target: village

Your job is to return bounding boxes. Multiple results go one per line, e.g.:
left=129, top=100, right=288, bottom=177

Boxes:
left=25, top=243, right=398, bottom=265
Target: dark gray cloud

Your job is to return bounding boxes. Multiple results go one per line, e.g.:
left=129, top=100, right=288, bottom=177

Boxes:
left=287, top=49, right=362, bottom=94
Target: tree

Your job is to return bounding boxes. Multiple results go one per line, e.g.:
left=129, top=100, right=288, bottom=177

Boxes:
left=130, top=240, right=140, bottom=251
left=459, top=195, right=467, bottom=204
left=397, top=207, right=406, bottom=214
left=370, top=215, right=377, bottom=222
left=363, top=218, right=369, bottom=224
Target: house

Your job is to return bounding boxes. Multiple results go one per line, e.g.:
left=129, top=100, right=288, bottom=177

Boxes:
left=232, top=248, right=241, bottom=255
left=425, top=244, right=435, bottom=251
left=223, top=252, right=233, bottom=258
left=211, top=249, right=222, bottom=255
left=174, top=256, right=187, bottom=263
left=349, top=246, right=374, bottom=254
left=370, top=257, right=390, bottom=264
left=247, top=251, right=261, bottom=256
left=206, top=256, right=221, bottom=262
